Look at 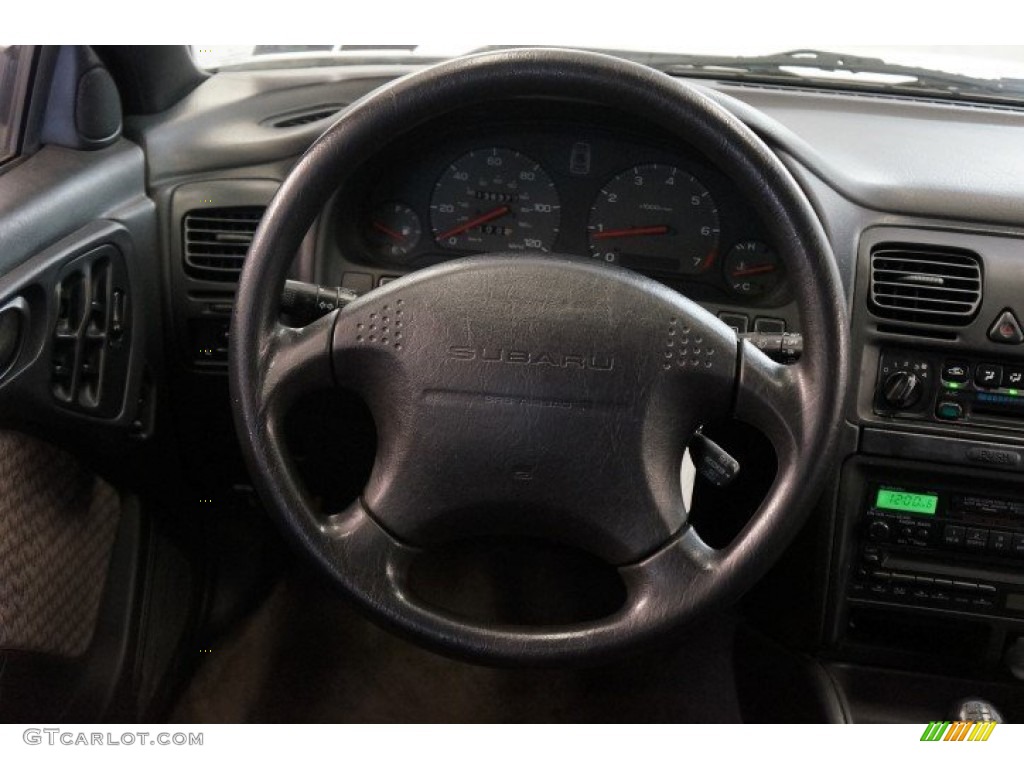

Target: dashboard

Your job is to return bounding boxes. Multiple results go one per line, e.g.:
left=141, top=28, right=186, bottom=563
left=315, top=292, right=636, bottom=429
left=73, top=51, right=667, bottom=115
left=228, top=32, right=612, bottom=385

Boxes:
left=323, top=104, right=793, bottom=326
left=13, top=46, right=1024, bottom=723
left=140, top=62, right=1024, bottom=715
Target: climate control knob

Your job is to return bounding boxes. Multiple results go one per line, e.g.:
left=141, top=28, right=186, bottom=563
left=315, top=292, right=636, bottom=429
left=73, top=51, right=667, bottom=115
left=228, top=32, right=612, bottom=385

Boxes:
left=882, top=370, right=923, bottom=409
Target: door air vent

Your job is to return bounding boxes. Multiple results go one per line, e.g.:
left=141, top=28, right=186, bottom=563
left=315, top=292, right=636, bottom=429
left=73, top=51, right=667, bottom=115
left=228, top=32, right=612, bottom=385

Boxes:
left=869, top=244, right=982, bottom=327
left=267, top=104, right=344, bottom=128
left=182, top=207, right=265, bottom=282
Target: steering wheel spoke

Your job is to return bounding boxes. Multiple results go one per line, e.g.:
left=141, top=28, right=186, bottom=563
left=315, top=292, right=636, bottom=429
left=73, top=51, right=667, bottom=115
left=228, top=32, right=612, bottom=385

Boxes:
left=733, top=340, right=808, bottom=467
left=257, top=312, right=337, bottom=424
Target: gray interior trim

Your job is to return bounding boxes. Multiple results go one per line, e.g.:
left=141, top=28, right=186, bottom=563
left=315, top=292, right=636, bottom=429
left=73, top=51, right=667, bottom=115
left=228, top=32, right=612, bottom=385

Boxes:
left=0, top=140, right=147, bottom=274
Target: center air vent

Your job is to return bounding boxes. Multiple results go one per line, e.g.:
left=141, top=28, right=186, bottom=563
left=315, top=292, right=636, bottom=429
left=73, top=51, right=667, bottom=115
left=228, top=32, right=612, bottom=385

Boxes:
left=869, top=244, right=982, bottom=327
left=183, top=207, right=265, bottom=282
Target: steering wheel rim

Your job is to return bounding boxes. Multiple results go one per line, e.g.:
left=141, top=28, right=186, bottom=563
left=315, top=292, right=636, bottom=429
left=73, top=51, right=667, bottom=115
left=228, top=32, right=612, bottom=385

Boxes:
left=229, top=48, right=849, bottom=665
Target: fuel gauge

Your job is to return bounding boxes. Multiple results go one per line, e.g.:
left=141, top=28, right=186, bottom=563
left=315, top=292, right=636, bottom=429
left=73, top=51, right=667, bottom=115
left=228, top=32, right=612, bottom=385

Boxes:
left=365, top=202, right=421, bottom=263
left=724, top=241, right=781, bottom=297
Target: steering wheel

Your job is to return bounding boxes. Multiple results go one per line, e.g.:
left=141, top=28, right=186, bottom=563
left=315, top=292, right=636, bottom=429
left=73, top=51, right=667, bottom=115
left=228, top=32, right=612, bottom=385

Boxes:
left=229, top=48, right=848, bottom=665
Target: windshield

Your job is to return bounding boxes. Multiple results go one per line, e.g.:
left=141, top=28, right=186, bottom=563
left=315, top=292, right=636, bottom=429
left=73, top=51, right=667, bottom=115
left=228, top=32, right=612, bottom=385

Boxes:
left=190, top=45, right=1024, bottom=106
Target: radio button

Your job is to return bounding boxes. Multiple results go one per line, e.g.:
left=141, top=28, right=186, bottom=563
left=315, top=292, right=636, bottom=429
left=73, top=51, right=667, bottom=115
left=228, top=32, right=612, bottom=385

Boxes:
left=942, top=360, right=970, bottom=384
left=862, top=548, right=882, bottom=564
left=891, top=573, right=916, bottom=584
left=943, top=525, right=966, bottom=546
left=932, top=590, right=951, bottom=603
left=953, top=580, right=979, bottom=592
left=1012, top=534, right=1024, bottom=557
left=869, top=583, right=890, bottom=597
left=868, top=520, right=891, bottom=542
left=936, top=401, right=964, bottom=420
left=977, top=583, right=998, bottom=594
left=933, top=578, right=954, bottom=589
left=975, top=364, right=1003, bottom=389
left=914, top=575, right=935, bottom=586
left=989, top=532, right=1012, bottom=553
left=965, top=528, right=990, bottom=550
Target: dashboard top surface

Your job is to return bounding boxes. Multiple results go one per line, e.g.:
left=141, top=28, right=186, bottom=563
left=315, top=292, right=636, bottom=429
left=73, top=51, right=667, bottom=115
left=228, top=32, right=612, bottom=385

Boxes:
left=136, top=63, right=1024, bottom=228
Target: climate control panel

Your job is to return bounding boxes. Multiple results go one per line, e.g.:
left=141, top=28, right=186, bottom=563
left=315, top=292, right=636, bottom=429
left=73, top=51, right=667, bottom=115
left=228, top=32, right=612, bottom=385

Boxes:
left=876, top=348, right=1024, bottom=428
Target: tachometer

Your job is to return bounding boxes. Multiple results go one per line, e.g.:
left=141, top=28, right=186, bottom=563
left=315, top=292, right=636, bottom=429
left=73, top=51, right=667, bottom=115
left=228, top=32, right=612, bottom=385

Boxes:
left=587, top=164, right=720, bottom=274
left=430, top=148, right=561, bottom=252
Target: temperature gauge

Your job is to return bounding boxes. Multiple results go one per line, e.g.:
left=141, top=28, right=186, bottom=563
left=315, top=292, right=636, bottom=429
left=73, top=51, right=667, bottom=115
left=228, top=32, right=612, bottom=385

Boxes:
left=366, top=202, right=421, bottom=263
left=724, top=241, right=781, bottom=297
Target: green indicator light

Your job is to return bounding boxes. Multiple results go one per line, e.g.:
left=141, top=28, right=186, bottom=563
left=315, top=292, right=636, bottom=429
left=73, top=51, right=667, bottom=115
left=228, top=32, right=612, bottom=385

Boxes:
left=1011, top=389, right=1020, bottom=396
left=875, top=488, right=938, bottom=515
left=945, top=382, right=960, bottom=390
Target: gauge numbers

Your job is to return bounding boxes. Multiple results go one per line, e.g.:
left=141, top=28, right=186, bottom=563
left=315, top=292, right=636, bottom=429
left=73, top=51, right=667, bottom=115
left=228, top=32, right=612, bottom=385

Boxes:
left=430, top=148, right=561, bottom=252
left=587, top=164, right=720, bottom=274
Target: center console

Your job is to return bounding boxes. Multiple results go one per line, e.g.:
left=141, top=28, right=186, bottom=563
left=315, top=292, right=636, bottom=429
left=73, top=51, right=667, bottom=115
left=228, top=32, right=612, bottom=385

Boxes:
left=829, top=225, right=1024, bottom=682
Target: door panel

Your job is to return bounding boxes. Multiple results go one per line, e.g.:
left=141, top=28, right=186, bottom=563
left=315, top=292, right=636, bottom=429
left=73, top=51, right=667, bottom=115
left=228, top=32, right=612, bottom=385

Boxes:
left=0, top=48, right=165, bottom=722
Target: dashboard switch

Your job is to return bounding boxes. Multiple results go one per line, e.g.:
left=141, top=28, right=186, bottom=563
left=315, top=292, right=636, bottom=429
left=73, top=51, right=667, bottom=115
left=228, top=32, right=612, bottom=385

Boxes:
left=1003, top=367, right=1024, bottom=388
left=975, top=364, right=1003, bottom=388
left=341, top=271, right=375, bottom=294
left=941, top=361, right=970, bottom=384
left=936, top=401, right=963, bottom=420
left=753, top=317, right=786, bottom=333
left=717, top=312, right=749, bottom=334
left=881, top=370, right=923, bottom=409
left=988, top=310, right=1024, bottom=344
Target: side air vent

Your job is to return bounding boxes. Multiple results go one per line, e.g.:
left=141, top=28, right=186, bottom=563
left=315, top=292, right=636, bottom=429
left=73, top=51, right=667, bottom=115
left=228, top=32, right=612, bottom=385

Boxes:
left=182, top=207, right=265, bottom=282
left=869, top=244, right=982, bottom=327
left=266, top=104, right=344, bottom=128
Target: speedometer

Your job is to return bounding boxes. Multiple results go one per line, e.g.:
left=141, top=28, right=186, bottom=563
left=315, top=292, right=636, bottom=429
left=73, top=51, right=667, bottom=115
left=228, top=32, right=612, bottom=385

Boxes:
left=587, top=164, right=720, bottom=274
left=430, top=148, right=561, bottom=252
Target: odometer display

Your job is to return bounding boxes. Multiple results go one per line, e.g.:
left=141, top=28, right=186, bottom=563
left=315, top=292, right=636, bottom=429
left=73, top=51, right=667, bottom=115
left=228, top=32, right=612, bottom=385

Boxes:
left=875, top=488, right=939, bottom=515
left=587, top=164, right=720, bottom=274
left=430, top=148, right=561, bottom=252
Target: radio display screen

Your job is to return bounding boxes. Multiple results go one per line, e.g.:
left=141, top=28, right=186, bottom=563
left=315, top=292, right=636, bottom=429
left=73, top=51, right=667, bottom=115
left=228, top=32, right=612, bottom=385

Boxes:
left=875, top=489, right=939, bottom=515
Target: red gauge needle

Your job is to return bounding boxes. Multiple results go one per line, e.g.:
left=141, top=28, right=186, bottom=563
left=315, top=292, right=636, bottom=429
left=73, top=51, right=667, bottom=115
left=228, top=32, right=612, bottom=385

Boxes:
left=371, top=221, right=406, bottom=242
left=731, top=263, right=777, bottom=278
left=592, top=225, right=670, bottom=240
left=436, top=205, right=510, bottom=241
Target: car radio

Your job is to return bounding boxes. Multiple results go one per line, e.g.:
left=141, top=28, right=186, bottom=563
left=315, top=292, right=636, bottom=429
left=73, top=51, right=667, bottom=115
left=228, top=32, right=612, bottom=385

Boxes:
left=848, top=480, right=1024, bottom=618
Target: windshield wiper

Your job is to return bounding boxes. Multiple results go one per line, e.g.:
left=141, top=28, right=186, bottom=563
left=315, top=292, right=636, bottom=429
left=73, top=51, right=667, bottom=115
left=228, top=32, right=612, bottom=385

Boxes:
left=654, top=49, right=1024, bottom=105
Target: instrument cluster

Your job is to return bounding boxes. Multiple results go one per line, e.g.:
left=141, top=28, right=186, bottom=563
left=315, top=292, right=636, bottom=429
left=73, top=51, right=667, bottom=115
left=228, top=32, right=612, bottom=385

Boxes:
left=331, top=117, right=789, bottom=306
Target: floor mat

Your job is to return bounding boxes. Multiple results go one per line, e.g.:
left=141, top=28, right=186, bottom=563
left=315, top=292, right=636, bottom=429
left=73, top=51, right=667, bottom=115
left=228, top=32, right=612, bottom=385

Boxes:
left=172, top=565, right=744, bottom=723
